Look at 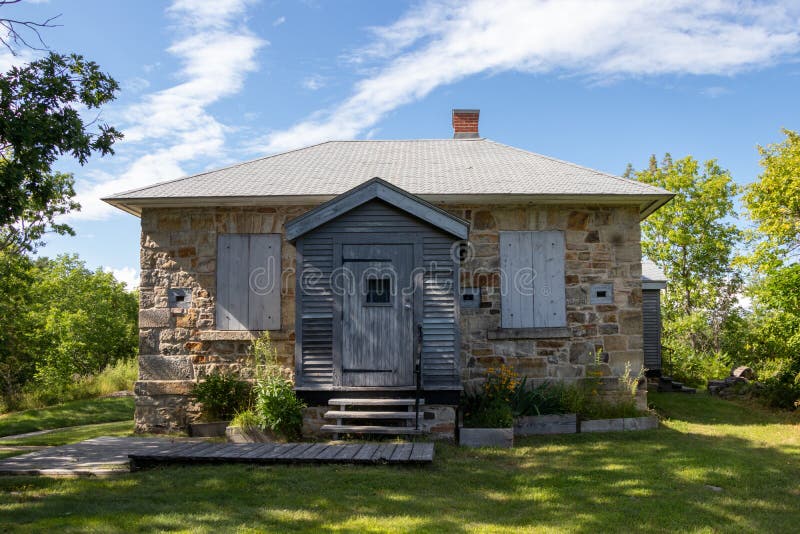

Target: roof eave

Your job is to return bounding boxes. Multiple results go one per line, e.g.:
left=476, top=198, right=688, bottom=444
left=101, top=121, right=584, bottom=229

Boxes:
left=102, top=192, right=675, bottom=221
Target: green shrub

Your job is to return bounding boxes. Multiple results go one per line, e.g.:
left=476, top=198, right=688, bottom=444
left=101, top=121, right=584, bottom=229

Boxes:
left=758, top=379, right=800, bottom=410
left=230, top=409, right=261, bottom=430
left=511, top=379, right=567, bottom=417
left=253, top=374, right=305, bottom=440
left=250, top=332, right=305, bottom=440
left=192, top=371, right=251, bottom=421
left=662, top=346, right=732, bottom=387
left=462, top=363, right=647, bottom=425
left=463, top=398, right=514, bottom=428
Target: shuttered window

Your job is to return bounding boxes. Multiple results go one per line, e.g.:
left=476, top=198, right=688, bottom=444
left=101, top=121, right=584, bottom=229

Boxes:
left=216, top=234, right=281, bottom=330
left=499, top=231, right=566, bottom=328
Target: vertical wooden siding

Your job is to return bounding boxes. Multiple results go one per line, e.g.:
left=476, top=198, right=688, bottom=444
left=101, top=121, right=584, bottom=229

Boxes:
left=499, top=231, right=566, bottom=328
left=217, top=234, right=281, bottom=330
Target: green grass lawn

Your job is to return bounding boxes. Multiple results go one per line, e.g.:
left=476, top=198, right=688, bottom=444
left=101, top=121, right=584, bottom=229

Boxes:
left=1, top=393, right=799, bottom=533
left=0, top=397, right=134, bottom=437
left=0, top=420, right=134, bottom=447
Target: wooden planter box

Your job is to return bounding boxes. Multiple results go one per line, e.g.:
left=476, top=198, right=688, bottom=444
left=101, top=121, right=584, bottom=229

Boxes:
left=188, top=421, right=229, bottom=437
left=514, top=414, right=577, bottom=436
left=580, top=415, right=659, bottom=433
left=459, top=427, right=513, bottom=448
left=226, top=425, right=281, bottom=443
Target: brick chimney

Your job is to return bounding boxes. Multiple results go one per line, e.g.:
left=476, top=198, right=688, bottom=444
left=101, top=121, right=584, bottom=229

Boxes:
left=452, top=109, right=480, bottom=139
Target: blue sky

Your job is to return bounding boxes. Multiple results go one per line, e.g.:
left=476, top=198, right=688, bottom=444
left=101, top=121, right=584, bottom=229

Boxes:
left=4, top=0, right=800, bottom=289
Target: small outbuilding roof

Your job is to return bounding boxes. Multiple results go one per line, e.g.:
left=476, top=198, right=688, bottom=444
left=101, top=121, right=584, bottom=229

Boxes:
left=642, top=260, right=667, bottom=289
left=103, top=139, right=673, bottom=218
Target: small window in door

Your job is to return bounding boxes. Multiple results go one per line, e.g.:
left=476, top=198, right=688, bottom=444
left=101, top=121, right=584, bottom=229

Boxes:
left=365, top=277, right=392, bottom=305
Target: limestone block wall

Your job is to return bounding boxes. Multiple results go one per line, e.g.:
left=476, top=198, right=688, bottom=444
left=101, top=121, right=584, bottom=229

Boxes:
left=438, top=204, right=643, bottom=382
left=136, top=206, right=312, bottom=432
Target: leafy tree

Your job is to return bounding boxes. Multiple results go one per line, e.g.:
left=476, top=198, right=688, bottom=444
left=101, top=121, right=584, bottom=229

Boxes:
left=739, top=130, right=800, bottom=407
left=0, top=250, right=36, bottom=400
left=625, top=155, right=742, bottom=382
left=25, top=255, right=138, bottom=389
left=627, top=154, right=742, bottom=315
left=0, top=52, right=122, bottom=252
left=743, top=129, right=800, bottom=268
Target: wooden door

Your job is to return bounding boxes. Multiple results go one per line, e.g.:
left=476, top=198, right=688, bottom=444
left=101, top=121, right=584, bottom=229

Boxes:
left=341, top=244, right=414, bottom=387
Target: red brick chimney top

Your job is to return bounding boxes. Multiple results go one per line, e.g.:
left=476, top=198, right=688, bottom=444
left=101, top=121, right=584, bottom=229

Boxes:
left=452, top=109, right=479, bottom=139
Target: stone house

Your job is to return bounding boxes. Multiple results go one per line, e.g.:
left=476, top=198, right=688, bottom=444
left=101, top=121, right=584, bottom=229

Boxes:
left=104, top=109, right=673, bottom=439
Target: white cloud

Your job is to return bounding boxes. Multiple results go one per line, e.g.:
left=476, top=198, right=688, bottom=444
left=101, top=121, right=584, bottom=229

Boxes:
left=301, top=74, right=326, bottom=91
left=0, top=47, right=35, bottom=74
left=701, top=86, right=731, bottom=98
left=71, top=0, right=265, bottom=220
left=263, top=0, right=800, bottom=152
left=122, top=77, right=151, bottom=93
left=273, top=16, right=286, bottom=27
left=109, top=266, right=139, bottom=290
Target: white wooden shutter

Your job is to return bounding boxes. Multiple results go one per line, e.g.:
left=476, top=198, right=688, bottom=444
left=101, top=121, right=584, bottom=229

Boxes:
left=217, top=234, right=281, bottom=330
left=500, top=231, right=566, bottom=328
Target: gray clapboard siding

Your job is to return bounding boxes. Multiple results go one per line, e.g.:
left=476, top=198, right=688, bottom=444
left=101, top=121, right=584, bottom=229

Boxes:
left=294, top=199, right=460, bottom=388
left=500, top=231, right=566, bottom=329
left=642, top=289, right=662, bottom=370
left=217, top=234, right=281, bottom=331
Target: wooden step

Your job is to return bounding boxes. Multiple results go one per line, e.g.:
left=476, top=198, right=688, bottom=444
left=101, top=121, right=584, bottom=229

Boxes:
left=324, top=410, right=416, bottom=420
left=321, top=424, right=422, bottom=436
left=328, top=398, right=424, bottom=407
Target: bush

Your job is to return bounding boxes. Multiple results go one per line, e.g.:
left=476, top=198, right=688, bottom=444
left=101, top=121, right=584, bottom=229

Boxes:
left=758, top=378, right=800, bottom=410
left=663, top=346, right=731, bottom=387
left=230, top=409, right=261, bottom=430
left=511, top=379, right=567, bottom=417
left=462, top=363, right=648, bottom=426
left=253, top=374, right=306, bottom=440
left=250, top=332, right=305, bottom=440
left=192, top=371, right=251, bottom=421
left=462, top=366, right=518, bottom=428
left=463, top=398, right=514, bottom=428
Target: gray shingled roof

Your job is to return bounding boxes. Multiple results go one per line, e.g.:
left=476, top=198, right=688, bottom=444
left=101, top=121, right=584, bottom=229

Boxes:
left=642, top=260, right=667, bottom=285
left=104, top=139, right=672, bottom=218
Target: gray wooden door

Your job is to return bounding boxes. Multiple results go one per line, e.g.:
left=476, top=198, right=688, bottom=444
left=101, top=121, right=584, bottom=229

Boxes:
left=341, top=244, right=414, bottom=387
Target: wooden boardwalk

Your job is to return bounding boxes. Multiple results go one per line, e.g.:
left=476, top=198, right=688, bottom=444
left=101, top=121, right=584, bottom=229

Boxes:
left=129, top=441, right=434, bottom=469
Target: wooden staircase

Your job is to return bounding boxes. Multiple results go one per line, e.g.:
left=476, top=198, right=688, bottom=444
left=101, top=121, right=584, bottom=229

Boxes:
left=321, top=398, right=425, bottom=438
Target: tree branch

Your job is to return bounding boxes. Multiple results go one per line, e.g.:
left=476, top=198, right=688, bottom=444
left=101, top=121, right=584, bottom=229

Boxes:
left=0, top=6, right=61, bottom=55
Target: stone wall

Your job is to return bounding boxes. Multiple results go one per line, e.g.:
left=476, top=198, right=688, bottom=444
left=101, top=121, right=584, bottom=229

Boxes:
left=440, top=204, right=643, bottom=382
left=134, top=202, right=643, bottom=433
left=136, top=206, right=311, bottom=432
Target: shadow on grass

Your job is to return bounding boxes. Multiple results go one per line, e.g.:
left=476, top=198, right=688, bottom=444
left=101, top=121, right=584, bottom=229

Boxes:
left=1, top=422, right=799, bottom=532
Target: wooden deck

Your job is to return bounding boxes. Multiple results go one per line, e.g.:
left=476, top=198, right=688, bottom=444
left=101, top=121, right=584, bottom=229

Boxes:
left=129, top=441, right=434, bottom=469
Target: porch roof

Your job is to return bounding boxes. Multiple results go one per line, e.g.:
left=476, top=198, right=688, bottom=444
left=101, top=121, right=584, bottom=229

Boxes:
left=284, top=177, right=470, bottom=241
